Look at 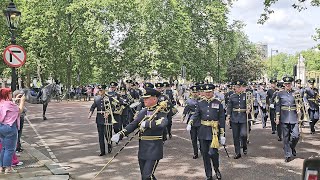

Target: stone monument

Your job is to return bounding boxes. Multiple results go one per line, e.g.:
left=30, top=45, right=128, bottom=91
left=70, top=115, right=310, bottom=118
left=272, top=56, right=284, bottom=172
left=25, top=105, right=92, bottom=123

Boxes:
left=297, top=54, right=306, bottom=85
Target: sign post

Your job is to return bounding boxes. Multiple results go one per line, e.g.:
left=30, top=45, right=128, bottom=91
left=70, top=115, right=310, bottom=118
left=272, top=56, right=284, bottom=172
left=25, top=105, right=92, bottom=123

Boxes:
left=2, top=45, right=27, bottom=90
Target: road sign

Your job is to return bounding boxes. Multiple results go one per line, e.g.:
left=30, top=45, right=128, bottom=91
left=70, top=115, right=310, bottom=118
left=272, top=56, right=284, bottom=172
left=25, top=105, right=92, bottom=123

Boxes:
left=2, top=45, right=27, bottom=68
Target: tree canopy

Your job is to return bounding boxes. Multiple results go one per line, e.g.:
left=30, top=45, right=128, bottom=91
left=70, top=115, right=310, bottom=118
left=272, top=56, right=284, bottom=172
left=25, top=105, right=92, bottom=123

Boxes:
left=1, top=0, right=267, bottom=87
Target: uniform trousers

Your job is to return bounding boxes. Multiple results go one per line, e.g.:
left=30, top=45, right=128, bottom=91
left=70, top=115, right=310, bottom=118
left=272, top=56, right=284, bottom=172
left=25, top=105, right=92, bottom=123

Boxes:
left=308, top=109, right=319, bottom=133
left=260, top=107, right=268, bottom=128
left=190, top=126, right=200, bottom=155
left=231, top=122, right=247, bottom=155
left=281, top=123, right=299, bottom=158
left=138, top=159, right=159, bottom=180
left=199, top=140, right=219, bottom=177
left=270, top=109, right=282, bottom=138
left=96, top=124, right=112, bottom=154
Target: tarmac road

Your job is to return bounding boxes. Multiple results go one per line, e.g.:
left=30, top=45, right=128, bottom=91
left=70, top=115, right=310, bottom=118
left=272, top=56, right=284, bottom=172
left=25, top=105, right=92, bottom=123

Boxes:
left=22, top=101, right=320, bottom=180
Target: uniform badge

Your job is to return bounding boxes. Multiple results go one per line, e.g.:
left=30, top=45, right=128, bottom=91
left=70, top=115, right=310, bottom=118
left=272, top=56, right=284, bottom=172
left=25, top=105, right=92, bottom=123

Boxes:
left=212, top=103, right=219, bottom=109
left=243, top=96, right=245, bottom=101
left=160, top=96, right=165, bottom=101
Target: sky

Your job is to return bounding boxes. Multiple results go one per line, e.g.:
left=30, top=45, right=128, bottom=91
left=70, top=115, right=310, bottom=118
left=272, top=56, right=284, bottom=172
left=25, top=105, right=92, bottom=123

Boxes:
left=228, top=0, right=320, bottom=55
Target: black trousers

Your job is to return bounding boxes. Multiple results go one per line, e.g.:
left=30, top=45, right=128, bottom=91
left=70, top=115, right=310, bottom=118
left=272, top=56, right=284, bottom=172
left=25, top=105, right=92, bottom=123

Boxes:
left=200, top=139, right=219, bottom=177
left=167, top=114, right=173, bottom=135
left=231, top=122, right=247, bottom=155
left=270, top=108, right=276, bottom=132
left=281, top=123, right=299, bottom=158
left=121, top=114, right=129, bottom=128
left=254, top=106, right=259, bottom=119
left=260, top=107, right=268, bottom=128
left=96, top=124, right=112, bottom=154
left=308, top=109, right=319, bottom=133
left=138, top=159, right=159, bottom=180
left=112, top=114, right=122, bottom=133
left=17, top=115, right=25, bottom=150
left=190, top=126, right=200, bottom=155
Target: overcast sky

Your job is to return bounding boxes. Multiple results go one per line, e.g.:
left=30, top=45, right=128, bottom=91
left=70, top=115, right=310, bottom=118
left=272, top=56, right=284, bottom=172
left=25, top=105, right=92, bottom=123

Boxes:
left=228, top=0, right=320, bottom=55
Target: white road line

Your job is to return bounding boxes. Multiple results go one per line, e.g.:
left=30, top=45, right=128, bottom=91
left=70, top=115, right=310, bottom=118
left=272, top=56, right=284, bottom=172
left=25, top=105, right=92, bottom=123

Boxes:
left=25, top=116, right=60, bottom=164
left=172, top=134, right=191, bottom=142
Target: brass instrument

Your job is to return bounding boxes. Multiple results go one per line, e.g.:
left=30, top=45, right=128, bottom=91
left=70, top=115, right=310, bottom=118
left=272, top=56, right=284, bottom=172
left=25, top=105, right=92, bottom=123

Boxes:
left=103, top=95, right=117, bottom=124
left=293, top=93, right=306, bottom=142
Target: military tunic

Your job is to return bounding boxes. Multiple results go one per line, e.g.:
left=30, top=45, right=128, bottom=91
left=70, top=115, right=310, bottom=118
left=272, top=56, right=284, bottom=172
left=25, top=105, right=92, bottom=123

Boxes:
left=118, top=106, right=168, bottom=180
left=182, top=97, right=199, bottom=156
left=227, top=92, right=248, bottom=156
left=90, top=95, right=112, bottom=154
left=191, top=98, right=225, bottom=178
left=275, top=90, right=300, bottom=158
left=303, top=87, right=319, bottom=133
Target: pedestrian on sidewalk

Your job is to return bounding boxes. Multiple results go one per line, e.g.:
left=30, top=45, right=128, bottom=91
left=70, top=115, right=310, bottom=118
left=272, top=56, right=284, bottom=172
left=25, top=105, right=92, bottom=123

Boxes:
left=13, top=90, right=27, bottom=152
left=0, top=88, right=25, bottom=174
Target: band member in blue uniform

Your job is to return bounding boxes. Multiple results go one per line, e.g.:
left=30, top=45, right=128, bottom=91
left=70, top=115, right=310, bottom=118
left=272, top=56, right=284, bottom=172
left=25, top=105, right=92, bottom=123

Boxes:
left=88, top=86, right=112, bottom=156
left=227, top=80, right=248, bottom=159
left=111, top=87, right=168, bottom=180
left=303, top=78, right=319, bottom=134
left=182, top=85, right=200, bottom=159
left=188, top=84, right=225, bottom=180
left=275, top=76, right=300, bottom=162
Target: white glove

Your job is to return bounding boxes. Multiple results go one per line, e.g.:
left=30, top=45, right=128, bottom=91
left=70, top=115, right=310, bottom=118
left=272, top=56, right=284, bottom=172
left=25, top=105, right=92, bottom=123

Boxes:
left=186, top=124, right=192, bottom=131
left=220, top=136, right=226, bottom=145
left=269, top=104, right=274, bottom=109
left=141, top=121, right=146, bottom=128
left=111, top=133, right=120, bottom=143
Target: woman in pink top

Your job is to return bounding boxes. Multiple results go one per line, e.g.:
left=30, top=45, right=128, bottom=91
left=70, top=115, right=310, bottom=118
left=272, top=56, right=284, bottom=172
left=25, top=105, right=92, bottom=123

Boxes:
left=0, top=88, right=25, bottom=174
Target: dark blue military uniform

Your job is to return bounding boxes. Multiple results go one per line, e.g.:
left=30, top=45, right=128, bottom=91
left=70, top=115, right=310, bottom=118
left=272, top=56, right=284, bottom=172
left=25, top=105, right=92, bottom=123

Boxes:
left=267, top=80, right=283, bottom=140
left=117, top=88, right=168, bottom=180
left=182, top=85, right=200, bottom=158
left=107, top=89, right=124, bottom=134
left=275, top=77, right=300, bottom=162
left=227, top=80, right=249, bottom=158
left=303, top=79, right=319, bottom=134
left=190, top=84, right=225, bottom=180
left=90, top=95, right=112, bottom=155
left=163, top=82, right=175, bottom=138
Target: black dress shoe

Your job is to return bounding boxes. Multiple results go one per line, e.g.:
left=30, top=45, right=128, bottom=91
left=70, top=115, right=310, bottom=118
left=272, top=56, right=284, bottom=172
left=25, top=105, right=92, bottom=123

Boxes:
left=234, top=154, right=241, bottom=159
left=285, top=157, right=291, bottom=163
left=108, top=144, right=112, bottom=153
left=193, top=154, right=198, bottom=159
left=169, top=133, right=172, bottom=139
left=99, top=153, right=106, bottom=156
left=311, top=131, right=315, bottom=134
left=214, top=168, right=222, bottom=180
left=243, top=147, right=248, bottom=155
left=292, top=149, right=296, bottom=156
left=278, top=137, right=282, bottom=141
left=272, top=131, right=276, bottom=134
left=206, top=176, right=213, bottom=180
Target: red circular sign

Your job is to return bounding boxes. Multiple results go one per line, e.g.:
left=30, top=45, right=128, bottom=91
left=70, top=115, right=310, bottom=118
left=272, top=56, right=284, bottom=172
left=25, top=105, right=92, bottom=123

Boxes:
left=2, top=45, right=27, bottom=68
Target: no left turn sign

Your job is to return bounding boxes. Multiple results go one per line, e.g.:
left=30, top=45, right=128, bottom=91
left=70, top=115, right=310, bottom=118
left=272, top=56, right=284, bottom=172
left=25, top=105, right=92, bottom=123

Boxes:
left=2, top=45, right=27, bottom=68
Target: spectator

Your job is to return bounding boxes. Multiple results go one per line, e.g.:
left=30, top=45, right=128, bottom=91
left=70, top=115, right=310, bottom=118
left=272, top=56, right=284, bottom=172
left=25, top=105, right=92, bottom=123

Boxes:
left=13, top=90, right=27, bottom=152
left=0, top=88, right=25, bottom=174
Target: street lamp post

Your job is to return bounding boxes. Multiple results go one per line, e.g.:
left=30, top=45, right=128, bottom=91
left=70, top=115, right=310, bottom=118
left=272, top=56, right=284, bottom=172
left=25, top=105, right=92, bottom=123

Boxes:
left=3, top=0, right=21, bottom=91
left=270, top=49, right=278, bottom=78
